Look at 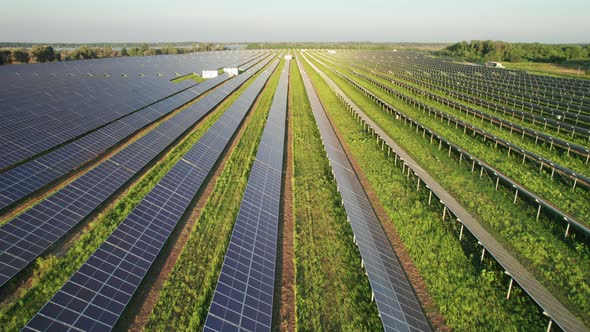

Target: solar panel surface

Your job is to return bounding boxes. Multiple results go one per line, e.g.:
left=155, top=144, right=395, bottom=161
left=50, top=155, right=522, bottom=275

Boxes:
left=297, top=54, right=431, bottom=332
left=0, top=51, right=268, bottom=170
left=23, top=59, right=280, bottom=332
left=0, top=55, right=275, bottom=288
left=204, top=59, right=290, bottom=332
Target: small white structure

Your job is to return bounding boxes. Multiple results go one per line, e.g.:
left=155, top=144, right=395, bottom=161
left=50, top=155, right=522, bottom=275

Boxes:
left=202, top=70, right=218, bottom=79
left=284, top=55, right=293, bottom=60
left=327, top=50, right=336, bottom=54
left=485, top=61, right=504, bottom=68
left=223, top=67, right=239, bottom=77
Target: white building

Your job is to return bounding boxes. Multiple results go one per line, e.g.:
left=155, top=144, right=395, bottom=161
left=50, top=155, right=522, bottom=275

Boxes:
left=327, top=50, right=336, bottom=54
left=223, top=67, right=239, bottom=77
left=202, top=70, right=219, bottom=79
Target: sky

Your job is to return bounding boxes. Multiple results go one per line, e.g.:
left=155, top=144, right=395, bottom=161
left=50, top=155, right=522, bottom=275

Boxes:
left=0, top=0, right=588, bottom=43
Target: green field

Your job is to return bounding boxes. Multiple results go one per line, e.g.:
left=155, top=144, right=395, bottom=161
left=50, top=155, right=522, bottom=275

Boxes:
left=299, top=54, right=548, bottom=330
left=2, top=48, right=589, bottom=332
left=303, top=52, right=590, bottom=327
left=503, top=61, right=590, bottom=80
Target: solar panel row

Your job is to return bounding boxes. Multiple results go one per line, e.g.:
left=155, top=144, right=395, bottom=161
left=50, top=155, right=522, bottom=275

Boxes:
left=0, top=55, right=275, bottom=288
left=0, top=50, right=265, bottom=81
left=297, top=54, right=431, bottom=332
left=0, top=51, right=267, bottom=171
left=317, top=51, right=590, bottom=332
left=23, top=58, right=280, bottom=332
left=0, top=76, right=194, bottom=171
left=204, top=59, right=290, bottom=332
left=228, top=53, right=267, bottom=73
left=0, top=74, right=232, bottom=210
left=311, top=52, right=590, bottom=238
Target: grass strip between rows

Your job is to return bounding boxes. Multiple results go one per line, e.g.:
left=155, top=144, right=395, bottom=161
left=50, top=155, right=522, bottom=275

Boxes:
left=291, top=59, right=383, bottom=330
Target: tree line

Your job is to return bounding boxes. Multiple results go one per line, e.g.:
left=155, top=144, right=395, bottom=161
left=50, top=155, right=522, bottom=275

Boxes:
left=437, top=40, right=590, bottom=63
left=0, top=41, right=206, bottom=49
left=0, top=43, right=226, bottom=65
left=246, top=42, right=448, bottom=51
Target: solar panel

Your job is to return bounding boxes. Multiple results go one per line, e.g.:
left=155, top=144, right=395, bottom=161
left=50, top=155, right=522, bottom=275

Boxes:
left=297, top=54, right=431, bottom=332
left=0, top=77, right=188, bottom=170
left=22, top=58, right=280, bottom=332
left=204, top=59, right=290, bottom=332
left=0, top=51, right=268, bottom=171
left=0, top=56, right=276, bottom=288
left=0, top=67, right=247, bottom=211
left=0, top=53, right=280, bottom=209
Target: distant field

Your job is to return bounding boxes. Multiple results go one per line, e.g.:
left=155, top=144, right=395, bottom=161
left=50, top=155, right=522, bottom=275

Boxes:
left=502, top=61, right=590, bottom=79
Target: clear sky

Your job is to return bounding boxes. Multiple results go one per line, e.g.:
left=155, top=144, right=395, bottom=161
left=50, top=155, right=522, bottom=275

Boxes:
left=1, top=0, right=588, bottom=43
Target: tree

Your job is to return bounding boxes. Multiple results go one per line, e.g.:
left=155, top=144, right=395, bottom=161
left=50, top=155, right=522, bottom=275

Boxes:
left=140, top=42, right=150, bottom=55
left=127, top=47, right=140, bottom=56
left=121, top=47, right=128, bottom=56
left=562, top=46, right=583, bottom=60
left=67, top=45, right=96, bottom=60
left=11, top=49, right=30, bottom=63
left=162, top=45, right=179, bottom=54
left=0, top=50, right=11, bottom=64
left=31, top=45, right=56, bottom=62
left=150, top=48, right=160, bottom=55
left=504, top=46, right=526, bottom=62
left=438, top=40, right=590, bottom=63
left=96, top=46, right=114, bottom=58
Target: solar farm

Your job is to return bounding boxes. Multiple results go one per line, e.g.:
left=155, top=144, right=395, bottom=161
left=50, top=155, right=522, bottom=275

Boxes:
left=0, top=49, right=588, bottom=332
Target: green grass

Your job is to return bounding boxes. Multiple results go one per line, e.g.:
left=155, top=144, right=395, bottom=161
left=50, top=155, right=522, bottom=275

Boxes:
left=503, top=61, right=590, bottom=80
left=144, top=60, right=284, bottom=331
left=291, top=59, right=383, bottom=331
left=172, top=73, right=206, bottom=83
left=0, top=67, right=266, bottom=331
left=299, top=53, right=547, bottom=331
left=301, top=53, right=590, bottom=328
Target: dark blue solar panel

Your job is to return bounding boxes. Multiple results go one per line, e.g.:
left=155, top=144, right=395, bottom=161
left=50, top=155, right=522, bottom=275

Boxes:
left=22, top=58, right=280, bottom=332
left=0, top=73, right=235, bottom=211
left=0, top=51, right=268, bottom=171
left=0, top=56, right=276, bottom=288
left=204, top=60, right=289, bottom=332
